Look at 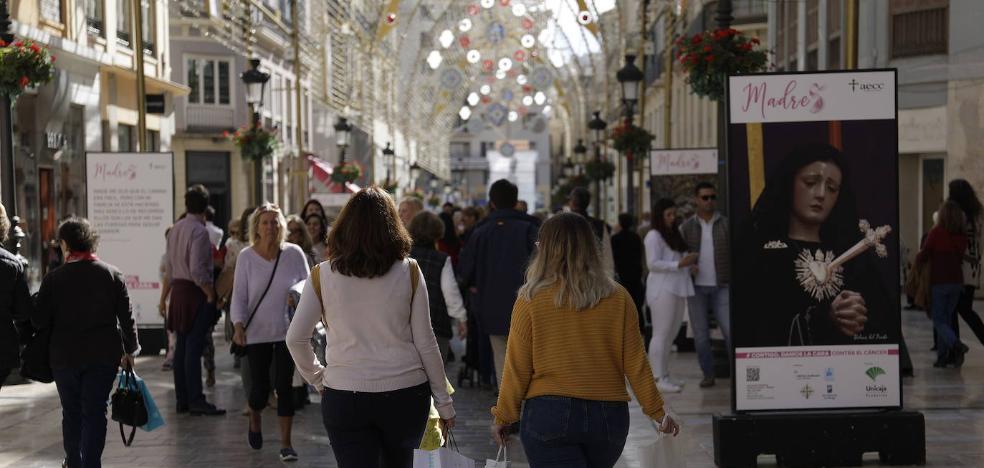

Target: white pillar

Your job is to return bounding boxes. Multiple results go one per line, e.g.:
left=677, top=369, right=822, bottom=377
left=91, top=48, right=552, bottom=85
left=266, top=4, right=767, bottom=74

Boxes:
left=797, top=0, right=807, bottom=70
left=818, top=0, right=829, bottom=70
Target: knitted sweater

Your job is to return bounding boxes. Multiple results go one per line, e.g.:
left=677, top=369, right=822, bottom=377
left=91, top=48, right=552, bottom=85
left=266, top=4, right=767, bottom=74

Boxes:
left=491, top=284, right=666, bottom=425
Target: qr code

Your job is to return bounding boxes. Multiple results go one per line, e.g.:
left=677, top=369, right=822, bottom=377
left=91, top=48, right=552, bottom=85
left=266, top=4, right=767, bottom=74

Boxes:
left=746, top=367, right=760, bottom=382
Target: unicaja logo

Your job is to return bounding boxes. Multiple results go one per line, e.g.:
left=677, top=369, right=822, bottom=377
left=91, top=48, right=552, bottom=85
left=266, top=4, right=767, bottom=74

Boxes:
left=865, top=366, right=886, bottom=382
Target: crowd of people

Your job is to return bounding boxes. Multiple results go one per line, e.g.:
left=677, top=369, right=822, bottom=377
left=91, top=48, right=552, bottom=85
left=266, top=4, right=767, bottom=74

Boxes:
left=3, top=173, right=981, bottom=468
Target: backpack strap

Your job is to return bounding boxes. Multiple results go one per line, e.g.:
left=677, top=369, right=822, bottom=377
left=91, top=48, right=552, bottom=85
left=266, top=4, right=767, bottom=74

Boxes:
left=408, top=258, right=421, bottom=305
left=310, top=264, right=326, bottom=326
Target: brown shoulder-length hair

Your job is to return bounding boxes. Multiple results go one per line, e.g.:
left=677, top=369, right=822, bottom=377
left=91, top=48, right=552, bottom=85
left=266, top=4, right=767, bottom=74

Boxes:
left=938, top=200, right=967, bottom=235
left=327, top=187, right=412, bottom=278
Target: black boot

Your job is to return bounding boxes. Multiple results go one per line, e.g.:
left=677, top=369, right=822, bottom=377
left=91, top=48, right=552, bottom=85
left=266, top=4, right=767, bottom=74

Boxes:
left=953, top=342, right=970, bottom=368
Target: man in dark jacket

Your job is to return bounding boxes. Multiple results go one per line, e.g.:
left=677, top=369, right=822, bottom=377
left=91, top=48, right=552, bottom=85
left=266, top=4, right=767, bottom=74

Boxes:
left=569, top=187, right=615, bottom=278
left=679, top=182, right=731, bottom=388
left=458, top=179, right=540, bottom=385
left=611, top=213, right=647, bottom=339
left=0, top=203, right=32, bottom=391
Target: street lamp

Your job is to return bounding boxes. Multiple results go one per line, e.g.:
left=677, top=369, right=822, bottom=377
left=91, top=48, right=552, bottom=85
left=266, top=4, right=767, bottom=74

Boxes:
left=334, top=116, right=352, bottom=163
left=240, top=58, right=270, bottom=206
left=409, top=160, right=421, bottom=189
left=382, top=142, right=395, bottom=184
left=616, top=55, right=644, bottom=216
left=616, top=55, right=644, bottom=117
left=573, top=139, right=587, bottom=175
left=588, top=111, right=608, bottom=218
left=0, top=2, right=24, bottom=257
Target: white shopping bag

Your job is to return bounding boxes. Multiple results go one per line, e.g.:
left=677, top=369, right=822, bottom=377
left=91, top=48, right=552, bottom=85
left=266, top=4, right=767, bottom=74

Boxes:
left=637, top=430, right=686, bottom=468
left=484, top=445, right=508, bottom=468
left=413, top=447, right=476, bottom=468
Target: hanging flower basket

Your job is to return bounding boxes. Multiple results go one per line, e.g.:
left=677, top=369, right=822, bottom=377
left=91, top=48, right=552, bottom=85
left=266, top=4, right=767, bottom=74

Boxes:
left=427, top=194, right=441, bottom=208
left=403, top=189, right=425, bottom=200
left=676, top=28, right=769, bottom=101
left=382, top=180, right=399, bottom=195
left=331, top=161, right=362, bottom=184
left=551, top=174, right=590, bottom=208
left=226, top=124, right=278, bottom=161
left=0, top=39, right=56, bottom=97
left=585, top=158, right=616, bottom=181
left=611, top=122, right=654, bottom=159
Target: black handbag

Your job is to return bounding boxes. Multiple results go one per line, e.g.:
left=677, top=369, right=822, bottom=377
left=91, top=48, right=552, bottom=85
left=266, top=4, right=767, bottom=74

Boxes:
left=19, top=327, right=53, bottom=383
left=230, top=249, right=282, bottom=357
left=111, top=368, right=148, bottom=447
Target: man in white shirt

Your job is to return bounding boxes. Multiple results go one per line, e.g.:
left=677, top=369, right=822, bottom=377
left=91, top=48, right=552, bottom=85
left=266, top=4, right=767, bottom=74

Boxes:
left=679, top=182, right=731, bottom=388
left=204, top=206, right=224, bottom=249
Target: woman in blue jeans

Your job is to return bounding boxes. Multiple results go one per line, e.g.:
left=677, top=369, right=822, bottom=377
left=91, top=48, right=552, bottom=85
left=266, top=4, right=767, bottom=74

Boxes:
left=33, top=218, right=140, bottom=468
left=918, top=201, right=970, bottom=367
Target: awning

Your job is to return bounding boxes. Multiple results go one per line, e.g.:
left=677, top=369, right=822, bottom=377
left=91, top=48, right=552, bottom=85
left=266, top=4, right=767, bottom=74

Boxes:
left=100, top=65, right=192, bottom=96
left=308, top=155, right=360, bottom=193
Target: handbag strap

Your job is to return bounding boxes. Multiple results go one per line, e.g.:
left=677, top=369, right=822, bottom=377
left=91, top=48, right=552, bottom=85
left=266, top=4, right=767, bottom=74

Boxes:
left=409, top=258, right=420, bottom=304
left=117, top=368, right=138, bottom=447
left=119, top=421, right=137, bottom=447
left=243, top=248, right=282, bottom=331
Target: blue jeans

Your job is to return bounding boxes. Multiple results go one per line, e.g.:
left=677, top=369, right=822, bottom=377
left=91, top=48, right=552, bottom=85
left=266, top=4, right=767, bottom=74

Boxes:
left=173, top=301, right=216, bottom=410
left=931, top=284, right=963, bottom=360
left=53, top=364, right=118, bottom=468
left=687, top=285, right=732, bottom=379
left=520, top=396, right=629, bottom=468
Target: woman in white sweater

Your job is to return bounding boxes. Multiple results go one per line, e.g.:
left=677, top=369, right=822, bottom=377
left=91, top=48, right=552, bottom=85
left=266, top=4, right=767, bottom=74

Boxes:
left=287, top=187, right=454, bottom=468
left=644, top=198, right=697, bottom=393
left=231, top=203, right=311, bottom=461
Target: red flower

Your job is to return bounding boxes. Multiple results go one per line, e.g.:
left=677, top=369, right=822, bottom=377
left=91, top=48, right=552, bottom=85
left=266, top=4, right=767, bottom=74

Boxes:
left=51, top=55, right=56, bottom=62
left=691, top=35, right=702, bottom=45
left=18, top=76, right=29, bottom=88
left=222, top=131, right=230, bottom=138
left=0, top=39, right=6, bottom=47
left=751, top=37, right=761, bottom=45
left=30, top=44, right=41, bottom=53
left=703, top=45, right=712, bottom=53
left=13, top=41, right=23, bottom=47
left=705, top=55, right=714, bottom=62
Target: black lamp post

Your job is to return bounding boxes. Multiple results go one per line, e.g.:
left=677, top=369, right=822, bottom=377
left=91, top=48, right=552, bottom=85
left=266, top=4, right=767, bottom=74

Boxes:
left=573, top=139, right=587, bottom=177
left=240, top=58, right=270, bottom=206
left=409, top=161, right=421, bottom=190
left=1, top=2, right=25, bottom=258
left=588, top=110, right=608, bottom=218
left=382, top=142, right=395, bottom=186
left=616, top=55, right=644, bottom=216
left=334, top=116, right=351, bottom=164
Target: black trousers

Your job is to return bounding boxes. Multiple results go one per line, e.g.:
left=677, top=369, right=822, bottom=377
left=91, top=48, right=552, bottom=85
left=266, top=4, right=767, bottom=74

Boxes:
left=321, top=382, right=430, bottom=468
left=0, top=367, right=10, bottom=391
left=956, top=286, right=984, bottom=346
left=246, top=341, right=295, bottom=417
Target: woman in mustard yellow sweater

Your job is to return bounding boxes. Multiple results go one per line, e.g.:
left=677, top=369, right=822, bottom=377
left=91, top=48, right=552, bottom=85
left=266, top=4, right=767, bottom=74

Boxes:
left=490, top=213, right=679, bottom=467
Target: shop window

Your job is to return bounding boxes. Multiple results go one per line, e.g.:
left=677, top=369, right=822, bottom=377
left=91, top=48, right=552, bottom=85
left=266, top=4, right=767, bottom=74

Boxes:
left=146, top=130, right=160, bottom=152
left=41, top=0, right=63, bottom=24
left=141, top=0, right=155, bottom=55
left=119, top=124, right=135, bottom=151
left=186, top=57, right=233, bottom=105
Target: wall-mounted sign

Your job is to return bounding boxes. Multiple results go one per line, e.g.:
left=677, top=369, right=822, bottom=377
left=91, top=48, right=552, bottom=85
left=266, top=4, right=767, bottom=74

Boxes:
left=650, top=148, right=718, bottom=175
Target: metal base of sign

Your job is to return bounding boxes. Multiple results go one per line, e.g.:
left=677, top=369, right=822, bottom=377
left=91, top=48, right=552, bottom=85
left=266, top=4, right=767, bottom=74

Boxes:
left=713, top=411, right=925, bottom=467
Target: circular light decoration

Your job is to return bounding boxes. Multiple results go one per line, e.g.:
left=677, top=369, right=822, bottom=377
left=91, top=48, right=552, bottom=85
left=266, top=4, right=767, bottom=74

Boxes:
left=499, top=0, right=510, bottom=6
left=482, top=59, right=495, bottom=73
left=480, top=84, right=492, bottom=95
left=481, top=95, right=492, bottom=104
left=486, top=22, right=506, bottom=44
left=507, top=111, right=519, bottom=122
left=495, top=69, right=507, bottom=80
left=426, top=50, right=443, bottom=70
left=516, top=74, right=528, bottom=85
left=459, top=18, right=472, bottom=32
left=386, top=13, right=396, bottom=24
left=530, top=66, right=552, bottom=89
left=500, top=142, right=516, bottom=157
left=498, top=58, right=512, bottom=71
left=577, top=11, right=593, bottom=25
left=521, top=34, right=536, bottom=48
left=512, top=4, right=526, bottom=17
left=502, top=89, right=515, bottom=102
left=534, top=91, right=547, bottom=105
left=439, top=30, right=454, bottom=48
left=467, top=4, right=480, bottom=15
left=522, top=95, right=534, bottom=106
left=542, top=105, right=552, bottom=115
left=459, top=106, right=472, bottom=120
left=513, top=50, right=527, bottom=62
left=458, top=36, right=472, bottom=48
left=467, top=92, right=480, bottom=106
left=466, top=49, right=481, bottom=63
left=522, top=17, right=535, bottom=30
left=486, top=103, right=508, bottom=126
left=480, top=0, right=494, bottom=8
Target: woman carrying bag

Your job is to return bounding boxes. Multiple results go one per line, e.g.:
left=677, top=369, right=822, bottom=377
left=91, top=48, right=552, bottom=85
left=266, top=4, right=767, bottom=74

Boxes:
left=231, top=203, right=311, bottom=461
left=33, top=217, right=140, bottom=468
left=287, top=187, right=455, bottom=468
left=490, top=213, right=678, bottom=468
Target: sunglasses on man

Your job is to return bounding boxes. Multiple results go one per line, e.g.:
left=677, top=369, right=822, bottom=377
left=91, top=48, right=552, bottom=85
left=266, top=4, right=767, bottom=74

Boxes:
left=700, top=194, right=717, bottom=201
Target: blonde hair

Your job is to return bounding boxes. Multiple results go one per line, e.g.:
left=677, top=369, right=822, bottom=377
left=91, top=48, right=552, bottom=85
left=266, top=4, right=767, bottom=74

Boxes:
left=249, top=203, right=287, bottom=246
left=518, top=212, right=616, bottom=310
left=285, top=214, right=314, bottom=252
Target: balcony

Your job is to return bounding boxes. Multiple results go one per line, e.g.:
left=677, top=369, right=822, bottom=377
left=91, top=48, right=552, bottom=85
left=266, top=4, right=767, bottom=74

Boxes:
left=185, top=105, right=237, bottom=131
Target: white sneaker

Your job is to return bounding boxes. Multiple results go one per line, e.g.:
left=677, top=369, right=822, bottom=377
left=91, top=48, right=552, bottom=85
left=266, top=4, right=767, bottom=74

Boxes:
left=663, top=375, right=685, bottom=387
left=657, top=380, right=683, bottom=393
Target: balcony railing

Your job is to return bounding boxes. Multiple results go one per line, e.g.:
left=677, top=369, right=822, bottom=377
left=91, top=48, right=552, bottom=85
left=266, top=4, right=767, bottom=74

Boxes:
left=86, top=17, right=102, bottom=35
left=892, top=7, right=948, bottom=58
left=185, top=105, right=237, bottom=131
